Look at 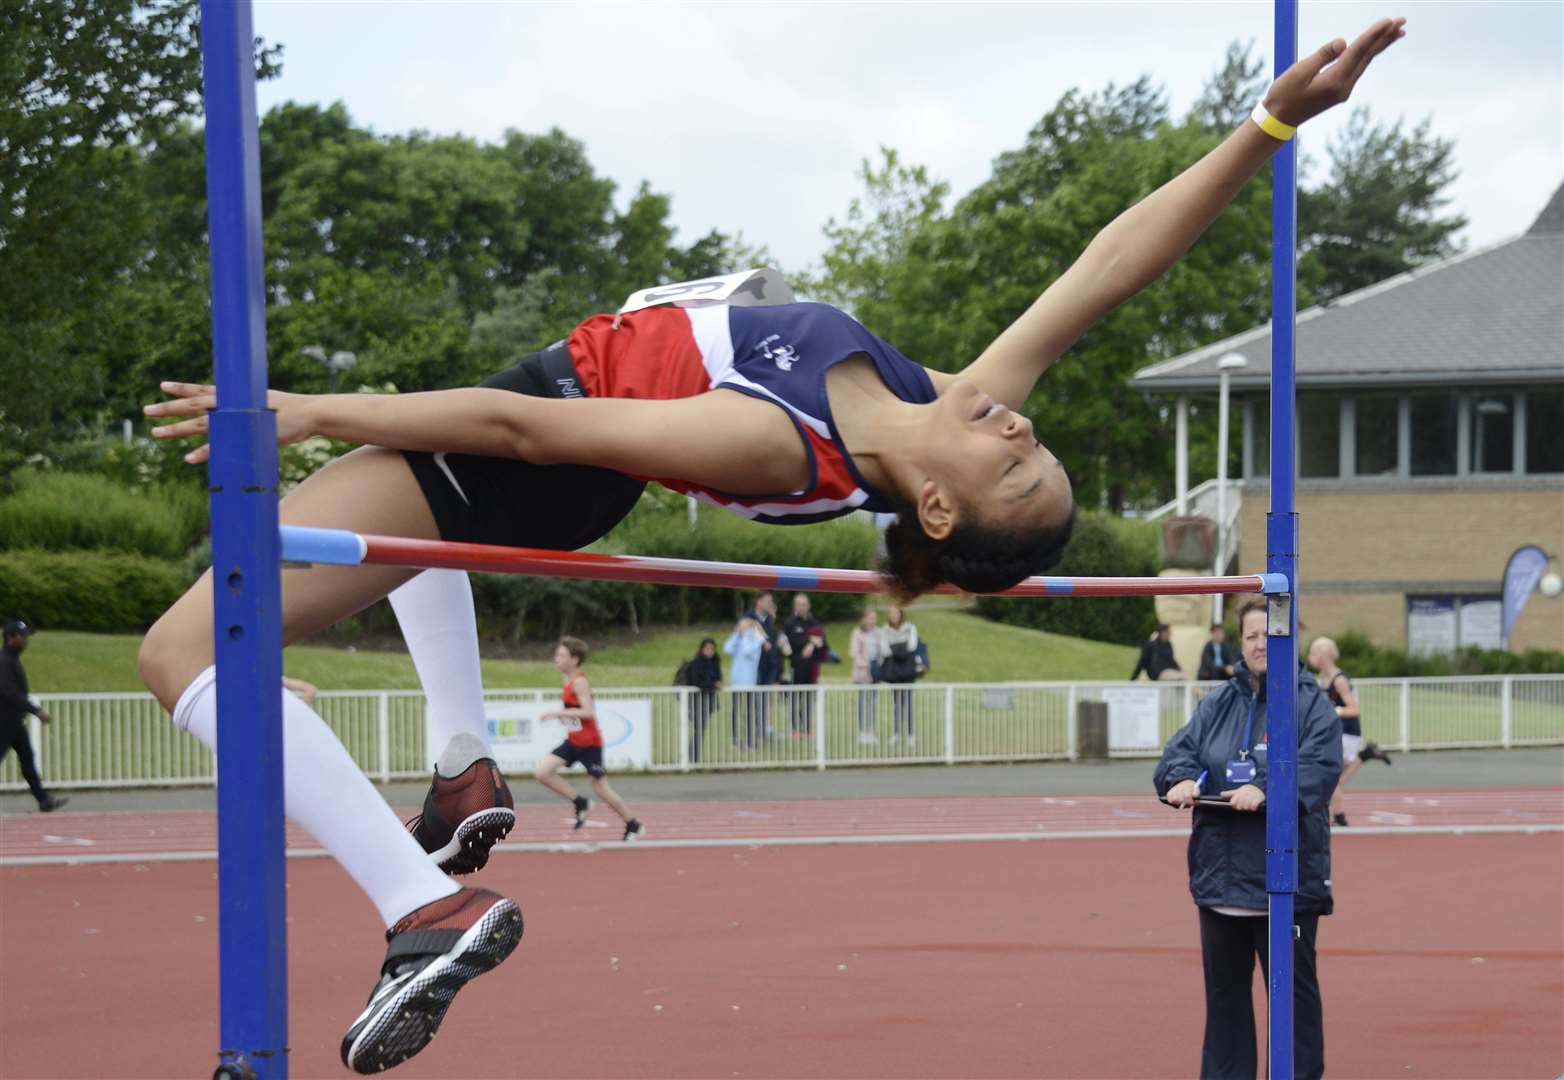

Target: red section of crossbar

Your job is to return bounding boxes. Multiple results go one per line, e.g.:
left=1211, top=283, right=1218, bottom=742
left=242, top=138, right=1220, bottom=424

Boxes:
left=356, top=533, right=1267, bottom=597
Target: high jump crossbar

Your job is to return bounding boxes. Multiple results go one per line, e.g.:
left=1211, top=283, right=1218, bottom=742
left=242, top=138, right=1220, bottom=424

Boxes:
left=280, top=526, right=1289, bottom=597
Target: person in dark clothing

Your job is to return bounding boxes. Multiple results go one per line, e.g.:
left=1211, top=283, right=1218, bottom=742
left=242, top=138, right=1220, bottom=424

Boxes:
left=1154, top=599, right=1342, bottom=1080
left=683, top=638, right=723, bottom=763
left=781, top=593, right=828, bottom=736
left=1197, top=623, right=1236, bottom=682
left=1131, top=624, right=1184, bottom=681
left=745, top=591, right=785, bottom=740
left=1, top=620, right=68, bottom=812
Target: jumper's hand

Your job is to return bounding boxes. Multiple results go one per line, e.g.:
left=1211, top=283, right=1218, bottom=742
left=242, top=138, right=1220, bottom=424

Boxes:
left=1264, top=17, right=1406, bottom=127
left=145, top=382, right=315, bottom=465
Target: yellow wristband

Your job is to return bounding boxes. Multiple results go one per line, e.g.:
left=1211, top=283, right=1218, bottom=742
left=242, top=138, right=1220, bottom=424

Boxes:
left=1250, top=102, right=1297, bottom=141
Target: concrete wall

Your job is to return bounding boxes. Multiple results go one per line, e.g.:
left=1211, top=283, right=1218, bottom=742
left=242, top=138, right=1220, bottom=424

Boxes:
left=1235, top=478, right=1564, bottom=652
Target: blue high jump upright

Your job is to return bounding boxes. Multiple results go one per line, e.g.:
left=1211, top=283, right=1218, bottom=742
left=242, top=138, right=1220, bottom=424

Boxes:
left=1266, top=2, right=1302, bottom=1079
left=198, top=1, right=290, bottom=1077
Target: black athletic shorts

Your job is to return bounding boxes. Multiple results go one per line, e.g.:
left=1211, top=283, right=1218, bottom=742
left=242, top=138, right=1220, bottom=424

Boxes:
left=550, top=740, right=607, bottom=778
left=403, top=341, right=647, bottom=550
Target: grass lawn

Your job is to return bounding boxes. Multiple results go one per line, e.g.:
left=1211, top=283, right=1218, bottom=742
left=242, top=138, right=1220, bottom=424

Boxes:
left=21, top=607, right=1139, bottom=694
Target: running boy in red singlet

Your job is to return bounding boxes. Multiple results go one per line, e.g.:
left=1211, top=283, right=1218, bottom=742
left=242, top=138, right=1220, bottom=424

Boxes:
left=534, top=636, right=643, bottom=842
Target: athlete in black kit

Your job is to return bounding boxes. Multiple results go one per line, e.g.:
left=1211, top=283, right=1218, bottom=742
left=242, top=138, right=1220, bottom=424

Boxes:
left=1, top=621, right=68, bottom=813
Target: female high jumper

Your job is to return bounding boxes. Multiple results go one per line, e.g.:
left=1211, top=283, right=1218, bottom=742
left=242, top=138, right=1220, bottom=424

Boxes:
left=139, top=18, right=1405, bottom=1074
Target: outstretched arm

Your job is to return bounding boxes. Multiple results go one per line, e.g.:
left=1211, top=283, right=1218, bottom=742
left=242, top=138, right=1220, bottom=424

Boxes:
left=960, top=18, right=1406, bottom=409
left=147, top=380, right=808, bottom=497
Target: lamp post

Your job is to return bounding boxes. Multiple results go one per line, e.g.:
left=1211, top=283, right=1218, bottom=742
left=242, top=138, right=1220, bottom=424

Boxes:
left=301, top=345, right=358, bottom=393
left=1214, top=353, right=1248, bottom=623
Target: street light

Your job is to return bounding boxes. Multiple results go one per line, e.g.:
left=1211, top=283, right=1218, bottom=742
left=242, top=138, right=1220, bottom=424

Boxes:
left=301, top=345, right=358, bottom=393
left=1214, top=353, right=1249, bottom=623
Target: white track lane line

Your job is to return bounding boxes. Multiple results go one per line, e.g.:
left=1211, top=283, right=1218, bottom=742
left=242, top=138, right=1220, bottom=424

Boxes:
left=3, top=823, right=1559, bottom=866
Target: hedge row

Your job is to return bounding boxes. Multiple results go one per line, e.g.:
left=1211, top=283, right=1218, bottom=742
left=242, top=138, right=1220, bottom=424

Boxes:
left=0, top=549, right=192, bottom=633
left=1334, top=631, right=1564, bottom=677
left=0, top=469, right=208, bottom=559
left=974, top=512, right=1159, bottom=646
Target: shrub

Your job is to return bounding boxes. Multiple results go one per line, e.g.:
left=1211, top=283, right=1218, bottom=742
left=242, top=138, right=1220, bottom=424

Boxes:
left=974, top=512, right=1158, bottom=645
left=1333, top=630, right=1564, bottom=678
left=0, top=549, right=192, bottom=633
left=0, top=470, right=208, bottom=559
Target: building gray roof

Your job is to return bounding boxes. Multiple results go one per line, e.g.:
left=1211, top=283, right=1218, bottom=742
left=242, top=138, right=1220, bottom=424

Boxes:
left=1130, top=182, right=1564, bottom=393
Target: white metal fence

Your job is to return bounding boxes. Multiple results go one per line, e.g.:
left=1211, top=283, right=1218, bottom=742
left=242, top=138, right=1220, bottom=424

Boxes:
left=3, top=675, right=1560, bottom=791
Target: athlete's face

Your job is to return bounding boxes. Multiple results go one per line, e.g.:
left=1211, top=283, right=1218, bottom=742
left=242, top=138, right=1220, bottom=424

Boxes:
left=553, top=644, right=574, bottom=672
left=920, top=379, right=1072, bottom=540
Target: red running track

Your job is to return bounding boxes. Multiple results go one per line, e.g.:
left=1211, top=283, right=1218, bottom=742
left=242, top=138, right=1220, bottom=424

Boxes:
left=1, top=829, right=1559, bottom=1079
left=2, top=788, right=1559, bottom=863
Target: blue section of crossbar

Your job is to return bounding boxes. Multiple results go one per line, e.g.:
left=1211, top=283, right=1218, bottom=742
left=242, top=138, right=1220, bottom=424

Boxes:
left=775, top=568, right=822, bottom=590
left=1258, top=573, right=1288, bottom=595
left=199, top=0, right=290, bottom=1076
left=280, top=526, right=366, bottom=567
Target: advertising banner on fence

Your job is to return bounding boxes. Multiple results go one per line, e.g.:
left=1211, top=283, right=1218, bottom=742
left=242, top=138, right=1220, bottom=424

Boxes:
left=480, top=699, right=654, bottom=773
left=1101, top=686, right=1162, bottom=752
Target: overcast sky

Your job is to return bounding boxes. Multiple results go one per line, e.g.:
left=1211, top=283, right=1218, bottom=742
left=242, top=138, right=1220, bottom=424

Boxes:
left=252, top=1, right=1564, bottom=274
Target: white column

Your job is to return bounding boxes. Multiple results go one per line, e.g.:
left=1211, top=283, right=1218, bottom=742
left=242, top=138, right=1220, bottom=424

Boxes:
left=376, top=692, right=391, bottom=782
left=677, top=687, right=691, bottom=772
left=943, top=685, right=955, bottom=765
left=1175, top=395, right=1189, bottom=516
left=814, top=686, right=827, bottom=770
left=1215, top=375, right=1231, bottom=622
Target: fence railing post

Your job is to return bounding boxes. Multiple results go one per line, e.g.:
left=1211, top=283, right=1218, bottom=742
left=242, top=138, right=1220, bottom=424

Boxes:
left=1500, top=676, right=1513, bottom=750
left=1066, top=684, right=1078, bottom=761
left=1399, top=680, right=1411, bottom=752
left=677, top=687, right=691, bottom=773
left=815, top=685, right=827, bottom=770
left=29, top=713, right=44, bottom=783
left=376, top=692, right=392, bottom=782
left=944, top=685, right=956, bottom=764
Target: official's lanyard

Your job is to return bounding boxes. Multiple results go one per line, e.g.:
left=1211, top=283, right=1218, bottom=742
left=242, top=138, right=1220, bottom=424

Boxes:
left=1238, top=696, right=1260, bottom=761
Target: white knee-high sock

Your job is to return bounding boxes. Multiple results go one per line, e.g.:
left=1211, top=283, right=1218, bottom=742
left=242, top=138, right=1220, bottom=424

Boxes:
left=388, top=570, right=493, bottom=772
left=174, top=666, right=458, bottom=928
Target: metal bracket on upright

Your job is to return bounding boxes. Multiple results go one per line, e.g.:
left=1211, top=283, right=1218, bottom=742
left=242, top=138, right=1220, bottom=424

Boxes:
left=1268, top=591, right=1293, bottom=636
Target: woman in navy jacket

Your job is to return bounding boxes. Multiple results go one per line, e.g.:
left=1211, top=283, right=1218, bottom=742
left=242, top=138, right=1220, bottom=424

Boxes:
left=1154, top=599, right=1342, bottom=1080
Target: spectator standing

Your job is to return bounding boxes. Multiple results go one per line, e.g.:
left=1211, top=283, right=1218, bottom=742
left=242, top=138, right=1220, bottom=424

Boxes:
left=1154, top=600, right=1342, bottom=1080
left=745, top=591, right=786, bottom=739
left=1197, top=623, right=1236, bottom=682
left=724, top=617, right=766, bottom=749
left=0, top=620, right=68, bottom=812
left=849, top=609, right=883, bottom=744
left=683, top=638, right=722, bottom=763
left=1132, top=624, right=1185, bottom=681
left=879, top=605, right=920, bottom=746
left=782, top=593, right=827, bottom=738
left=1307, top=636, right=1391, bottom=828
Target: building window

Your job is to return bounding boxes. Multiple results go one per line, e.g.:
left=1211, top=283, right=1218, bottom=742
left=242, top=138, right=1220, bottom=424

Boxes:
left=1355, top=394, right=1400, bottom=477
left=1407, top=595, right=1503, bottom=655
left=1249, top=400, right=1269, bottom=478
left=1526, top=388, right=1564, bottom=474
left=1409, top=391, right=1458, bottom=476
left=1299, top=392, right=1340, bottom=478
left=1469, top=394, right=1515, bottom=473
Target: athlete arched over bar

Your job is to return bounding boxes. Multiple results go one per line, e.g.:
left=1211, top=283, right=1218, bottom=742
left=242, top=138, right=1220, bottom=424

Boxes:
left=139, top=19, right=1403, bottom=1075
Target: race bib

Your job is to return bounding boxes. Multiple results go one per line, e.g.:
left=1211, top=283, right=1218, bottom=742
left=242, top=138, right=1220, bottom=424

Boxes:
left=558, top=715, right=583, bottom=731
left=614, top=268, right=794, bottom=327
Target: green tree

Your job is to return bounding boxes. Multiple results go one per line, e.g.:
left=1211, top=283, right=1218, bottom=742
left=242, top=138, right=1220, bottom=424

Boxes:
left=0, top=0, right=279, bottom=481
left=1300, top=108, right=1466, bottom=301
left=1190, top=40, right=1268, bottom=134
